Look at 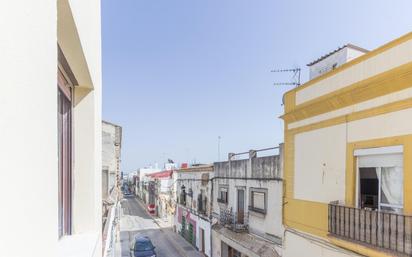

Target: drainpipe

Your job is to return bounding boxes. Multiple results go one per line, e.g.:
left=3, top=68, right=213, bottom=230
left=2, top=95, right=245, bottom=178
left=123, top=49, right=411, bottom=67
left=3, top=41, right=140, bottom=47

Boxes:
left=209, top=175, right=215, bottom=257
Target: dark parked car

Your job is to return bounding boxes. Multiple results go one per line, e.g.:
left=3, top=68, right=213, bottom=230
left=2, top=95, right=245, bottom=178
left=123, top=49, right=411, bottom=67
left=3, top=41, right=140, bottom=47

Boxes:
left=130, top=236, right=156, bottom=257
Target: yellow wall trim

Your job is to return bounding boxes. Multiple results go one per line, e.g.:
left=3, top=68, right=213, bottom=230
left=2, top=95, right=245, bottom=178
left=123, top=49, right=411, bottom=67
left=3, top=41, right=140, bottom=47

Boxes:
left=284, top=133, right=295, bottom=198
left=283, top=198, right=329, bottom=238
left=328, top=236, right=397, bottom=257
left=288, top=97, right=412, bottom=136
left=282, top=61, right=412, bottom=123
left=284, top=32, right=412, bottom=97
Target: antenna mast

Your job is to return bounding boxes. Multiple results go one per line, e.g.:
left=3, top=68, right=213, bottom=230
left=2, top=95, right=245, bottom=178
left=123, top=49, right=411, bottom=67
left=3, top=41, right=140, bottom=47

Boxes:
left=271, top=68, right=301, bottom=87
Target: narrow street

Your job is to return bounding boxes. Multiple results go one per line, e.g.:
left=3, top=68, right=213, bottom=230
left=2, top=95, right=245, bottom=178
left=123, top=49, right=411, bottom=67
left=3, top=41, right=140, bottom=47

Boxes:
left=119, top=196, right=183, bottom=257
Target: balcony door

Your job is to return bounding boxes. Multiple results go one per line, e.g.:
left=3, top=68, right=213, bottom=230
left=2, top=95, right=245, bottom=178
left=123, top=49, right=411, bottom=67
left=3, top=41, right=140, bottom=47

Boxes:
left=237, top=189, right=245, bottom=224
left=356, top=146, right=403, bottom=213
left=58, top=69, right=73, bottom=237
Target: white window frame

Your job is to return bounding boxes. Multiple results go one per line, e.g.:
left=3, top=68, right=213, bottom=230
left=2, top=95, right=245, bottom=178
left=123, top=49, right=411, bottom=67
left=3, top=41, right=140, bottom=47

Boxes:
left=355, top=145, right=403, bottom=212
left=249, top=187, right=267, bottom=214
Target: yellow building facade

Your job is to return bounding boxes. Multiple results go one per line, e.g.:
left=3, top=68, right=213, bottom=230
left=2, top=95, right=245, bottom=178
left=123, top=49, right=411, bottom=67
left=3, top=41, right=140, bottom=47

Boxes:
left=282, top=32, right=412, bottom=257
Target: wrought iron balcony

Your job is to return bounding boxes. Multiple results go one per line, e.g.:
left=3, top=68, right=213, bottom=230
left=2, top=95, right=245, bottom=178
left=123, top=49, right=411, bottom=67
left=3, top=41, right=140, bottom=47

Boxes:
left=328, top=203, right=412, bottom=256
left=217, top=198, right=227, bottom=204
left=219, top=208, right=248, bottom=232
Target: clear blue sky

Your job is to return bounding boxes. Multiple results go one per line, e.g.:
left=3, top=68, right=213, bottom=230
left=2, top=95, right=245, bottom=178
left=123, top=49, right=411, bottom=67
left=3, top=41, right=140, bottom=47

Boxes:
left=102, top=0, right=412, bottom=172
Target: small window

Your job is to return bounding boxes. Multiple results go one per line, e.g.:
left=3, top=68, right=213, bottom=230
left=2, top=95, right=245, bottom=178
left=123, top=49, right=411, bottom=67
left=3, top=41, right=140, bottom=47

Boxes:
left=218, top=186, right=228, bottom=204
left=197, top=190, right=207, bottom=214
left=180, top=186, right=186, bottom=205
left=249, top=189, right=267, bottom=214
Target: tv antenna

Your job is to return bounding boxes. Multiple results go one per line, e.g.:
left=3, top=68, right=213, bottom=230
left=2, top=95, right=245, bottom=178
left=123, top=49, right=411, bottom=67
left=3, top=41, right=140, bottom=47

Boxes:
left=271, top=67, right=301, bottom=87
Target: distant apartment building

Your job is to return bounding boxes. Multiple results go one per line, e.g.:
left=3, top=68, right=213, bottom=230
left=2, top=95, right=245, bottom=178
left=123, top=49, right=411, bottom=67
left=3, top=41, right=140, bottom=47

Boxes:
left=0, top=1, right=102, bottom=257
left=136, top=166, right=161, bottom=200
left=102, top=121, right=122, bottom=198
left=137, top=163, right=175, bottom=215
left=211, top=146, right=283, bottom=257
left=102, top=121, right=122, bottom=257
left=282, top=32, right=412, bottom=257
left=175, top=164, right=214, bottom=256
left=147, top=169, right=174, bottom=221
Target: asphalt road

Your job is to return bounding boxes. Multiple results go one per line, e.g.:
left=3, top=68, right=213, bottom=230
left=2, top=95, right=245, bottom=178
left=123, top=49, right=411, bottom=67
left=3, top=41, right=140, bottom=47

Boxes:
left=120, top=196, right=183, bottom=257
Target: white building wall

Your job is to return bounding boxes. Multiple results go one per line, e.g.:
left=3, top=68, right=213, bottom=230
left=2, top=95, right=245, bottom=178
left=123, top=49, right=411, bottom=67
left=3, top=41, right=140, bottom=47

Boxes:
left=214, top=179, right=283, bottom=241
left=348, top=107, right=412, bottom=142
left=292, top=107, right=412, bottom=204
left=212, top=155, right=284, bottom=244
left=346, top=47, right=366, bottom=63
left=309, top=48, right=348, bottom=80
left=175, top=168, right=214, bottom=256
left=197, top=217, right=212, bottom=256
left=0, top=1, right=58, bottom=256
left=248, top=180, right=283, bottom=240
left=175, top=205, right=212, bottom=256
left=0, top=1, right=102, bottom=257
left=294, top=124, right=347, bottom=203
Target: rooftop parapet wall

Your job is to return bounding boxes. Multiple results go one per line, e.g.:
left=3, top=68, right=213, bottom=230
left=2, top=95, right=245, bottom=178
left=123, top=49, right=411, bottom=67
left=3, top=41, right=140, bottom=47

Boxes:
left=251, top=155, right=281, bottom=179
left=214, top=145, right=283, bottom=180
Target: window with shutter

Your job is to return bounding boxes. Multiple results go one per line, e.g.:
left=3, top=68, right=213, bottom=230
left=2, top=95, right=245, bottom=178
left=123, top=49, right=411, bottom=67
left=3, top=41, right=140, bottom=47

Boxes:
left=249, top=188, right=267, bottom=214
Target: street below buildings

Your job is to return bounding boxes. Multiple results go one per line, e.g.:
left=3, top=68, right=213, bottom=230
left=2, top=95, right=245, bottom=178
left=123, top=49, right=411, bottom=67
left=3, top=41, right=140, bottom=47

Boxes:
left=120, top=196, right=181, bottom=257
left=119, top=195, right=203, bottom=257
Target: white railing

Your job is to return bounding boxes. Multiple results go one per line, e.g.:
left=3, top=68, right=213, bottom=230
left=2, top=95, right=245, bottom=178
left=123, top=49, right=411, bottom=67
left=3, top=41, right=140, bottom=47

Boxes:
left=103, top=202, right=119, bottom=257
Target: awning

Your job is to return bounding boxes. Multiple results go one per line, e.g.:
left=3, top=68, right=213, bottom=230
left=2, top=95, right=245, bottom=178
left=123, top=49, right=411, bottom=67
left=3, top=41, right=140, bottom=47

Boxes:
left=147, top=170, right=173, bottom=179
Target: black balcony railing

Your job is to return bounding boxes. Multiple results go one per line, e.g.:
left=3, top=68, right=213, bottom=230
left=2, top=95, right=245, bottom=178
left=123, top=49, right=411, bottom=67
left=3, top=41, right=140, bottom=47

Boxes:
left=219, top=208, right=248, bottom=231
left=328, top=203, right=412, bottom=256
left=217, top=198, right=227, bottom=204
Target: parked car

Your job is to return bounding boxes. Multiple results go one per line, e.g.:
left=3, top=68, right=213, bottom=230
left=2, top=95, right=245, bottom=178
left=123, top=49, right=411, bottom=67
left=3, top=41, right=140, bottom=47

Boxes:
left=130, top=236, right=156, bottom=257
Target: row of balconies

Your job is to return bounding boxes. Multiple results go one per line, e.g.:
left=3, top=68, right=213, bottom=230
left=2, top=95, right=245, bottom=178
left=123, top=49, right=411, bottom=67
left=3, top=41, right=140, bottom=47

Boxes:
left=178, top=193, right=208, bottom=216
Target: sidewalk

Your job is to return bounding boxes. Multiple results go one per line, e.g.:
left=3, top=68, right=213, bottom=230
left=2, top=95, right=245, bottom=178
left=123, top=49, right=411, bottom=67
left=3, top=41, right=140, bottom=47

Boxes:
left=135, top=198, right=204, bottom=257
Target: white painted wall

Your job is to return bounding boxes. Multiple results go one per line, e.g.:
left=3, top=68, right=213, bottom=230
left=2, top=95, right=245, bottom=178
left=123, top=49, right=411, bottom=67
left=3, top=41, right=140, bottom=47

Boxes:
left=176, top=169, right=214, bottom=216
left=348, top=107, right=412, bottom=142
left=197, top=217, right=212, bottom=256
left=309, top=47, right=348, bottom=80
left=175, top=168, right=214, bottom=256
left=346, top=47, right=366, bottom=63
left=309, top=47, right=367, bottom=80
left=0, top=1, right=101, bottom=256
left=0, top=1, right=58, bottom=256
left=294, top=124, right=347, bottom=203
left=213, top=178, right=283, bottom=241
left=293, top=106, right=412, bottom=204
left=175, top=205, right=212, bottom=256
